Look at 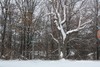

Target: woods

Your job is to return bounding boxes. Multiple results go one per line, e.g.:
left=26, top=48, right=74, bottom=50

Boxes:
left=0, top=0, right=100, bottom=60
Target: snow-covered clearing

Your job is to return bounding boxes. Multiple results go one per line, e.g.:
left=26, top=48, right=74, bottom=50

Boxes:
left=0, top=59, right=100, bottom=67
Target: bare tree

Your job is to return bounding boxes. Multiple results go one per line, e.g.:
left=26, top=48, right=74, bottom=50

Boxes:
left=45, top=0, right=92, bottom=59
left=0, top=0, right=12, bottom=59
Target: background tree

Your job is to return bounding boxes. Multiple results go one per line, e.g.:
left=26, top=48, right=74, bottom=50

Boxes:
left=0, top=0, right=100, bottom=60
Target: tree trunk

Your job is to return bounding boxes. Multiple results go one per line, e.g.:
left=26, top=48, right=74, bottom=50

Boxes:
left=1, top=7, right=8, bottom=58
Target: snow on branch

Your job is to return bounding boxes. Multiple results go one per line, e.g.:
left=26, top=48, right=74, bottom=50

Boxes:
left=61, top=5, right=66, bottom=24
left=80, top=19, right=92, bottom=27
left=45, top=0, right=92, bottom=43
left=43, top=12, right=55, bottom=17
left=78, top=14, right=83, bottom=28
left=55, top=5, right=67, bottom=43
left=50, top=33, right=59, bottom=43
left=54, top=20, right=61, bottom=30
left=66, top=28, right=79, bottom=35
left=66, top=18, right=92, bottom=35
left=59, top=24, right=66, bottom=43
left=56, top=9, right=61, bottom=24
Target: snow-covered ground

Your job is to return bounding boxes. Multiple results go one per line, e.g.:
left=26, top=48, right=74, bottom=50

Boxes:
left=0, top=59, right=100, bottom=67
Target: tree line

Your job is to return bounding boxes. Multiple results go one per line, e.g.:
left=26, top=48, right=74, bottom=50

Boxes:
left=0, top=0, right=100, bottom=60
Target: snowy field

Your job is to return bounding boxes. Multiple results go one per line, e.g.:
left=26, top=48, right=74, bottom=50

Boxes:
left=0, top=59, right=100, bottom=67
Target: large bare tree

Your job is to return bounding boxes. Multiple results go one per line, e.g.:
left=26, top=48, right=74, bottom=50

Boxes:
left=45, top=0, right=93, bottom=59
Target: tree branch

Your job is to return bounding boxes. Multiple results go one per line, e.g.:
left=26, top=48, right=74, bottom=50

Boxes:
left=61, top=5, right=66, bottom=24
left=50, top=33, right=59, bottom=43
